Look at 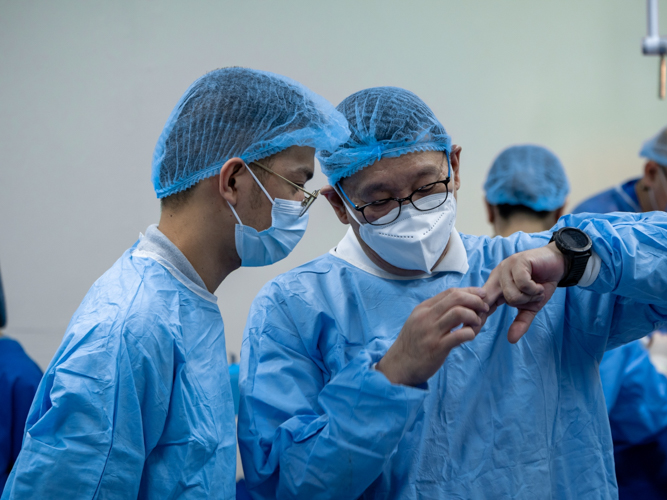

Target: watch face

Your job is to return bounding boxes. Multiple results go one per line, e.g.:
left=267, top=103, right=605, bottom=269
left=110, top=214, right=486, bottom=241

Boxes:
left=560, top=228, right=592, bottom=252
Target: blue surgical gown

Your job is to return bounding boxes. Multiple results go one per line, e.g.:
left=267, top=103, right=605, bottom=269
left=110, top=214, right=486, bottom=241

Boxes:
left=600, top=340, right=667, bottom=498
left=1, top=242, right=237, bottom=499
left=238, top=212, right=667, bottom=499
left=0, top=338, right=42, bottom=491
left=601, top=340, right=667, bottom=447
left=573, top=178, right=667, bottom=498
left=572, top=178, right=641, bottom=214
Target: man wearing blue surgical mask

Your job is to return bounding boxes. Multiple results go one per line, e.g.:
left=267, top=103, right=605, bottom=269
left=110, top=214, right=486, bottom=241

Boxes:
left=238, top=86, right=667, bottom=499
left=1, top=67, right=349, bottom=500
left=574, top=126, right=667, bottom=214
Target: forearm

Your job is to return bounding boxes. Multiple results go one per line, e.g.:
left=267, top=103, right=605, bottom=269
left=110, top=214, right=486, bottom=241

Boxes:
left=558, top=212, right=667, bottom=304
left=241, top=347, right=427, bottom=499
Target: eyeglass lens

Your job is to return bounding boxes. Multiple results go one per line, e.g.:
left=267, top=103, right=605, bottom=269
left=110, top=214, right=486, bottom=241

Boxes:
left=362, top=180, right=449, bottom=225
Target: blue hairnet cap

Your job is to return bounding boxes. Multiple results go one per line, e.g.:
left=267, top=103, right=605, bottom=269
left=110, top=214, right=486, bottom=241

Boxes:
left=316, top=87, right=452, bottom=186
left=152, top=67, right=350, bottom=198
left=484, top=144, right=570, bottom=212
left=639, top=126, right=667, bottom=167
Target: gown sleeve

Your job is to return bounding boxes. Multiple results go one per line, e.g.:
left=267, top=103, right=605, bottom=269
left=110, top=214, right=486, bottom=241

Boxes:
left=238, top=282, right=428, bottom=500
left=1, top=316, right=172, bottom=500
left=549, top=212, right=667, bottom=356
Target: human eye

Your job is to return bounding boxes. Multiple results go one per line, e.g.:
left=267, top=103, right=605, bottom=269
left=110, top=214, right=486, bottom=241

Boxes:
left=416, top=182, right=438, bottom=193
left=369, top=198, right=392, bottom=207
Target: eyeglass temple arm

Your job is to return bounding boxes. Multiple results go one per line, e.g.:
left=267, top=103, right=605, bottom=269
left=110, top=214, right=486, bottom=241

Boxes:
left=251, top=161, right=318, bottom=198
left=336, top=183, right=360, bottom=210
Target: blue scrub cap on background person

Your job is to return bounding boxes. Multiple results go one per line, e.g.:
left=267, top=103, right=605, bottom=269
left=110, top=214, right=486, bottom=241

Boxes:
left=316, top=87, right=452, bottom=186
left=639, top=126, right=667, bottom=167
left=483, top=144, right=570, bottom=212
left=152, top=67, right=350, bottom=199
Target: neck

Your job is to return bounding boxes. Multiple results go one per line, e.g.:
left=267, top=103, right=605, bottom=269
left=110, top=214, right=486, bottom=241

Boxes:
left=158, top=205, right=240, bottom=293
left=495, top=216, right=552, bottom=237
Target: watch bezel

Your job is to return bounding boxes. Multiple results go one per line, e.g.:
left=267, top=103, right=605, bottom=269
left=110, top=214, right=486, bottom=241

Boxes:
left=553, top=227, right=593, bottom=254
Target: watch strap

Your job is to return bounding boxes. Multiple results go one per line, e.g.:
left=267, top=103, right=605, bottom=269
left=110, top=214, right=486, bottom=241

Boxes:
left=557, top=253, right=590, bottom=287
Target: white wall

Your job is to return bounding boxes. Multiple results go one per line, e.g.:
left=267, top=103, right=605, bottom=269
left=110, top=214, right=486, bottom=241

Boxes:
left=1, top=0, right=665, bottom=369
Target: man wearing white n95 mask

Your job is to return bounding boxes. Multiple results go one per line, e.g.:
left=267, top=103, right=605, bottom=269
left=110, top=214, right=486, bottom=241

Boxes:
left=1, top=67, right=349, bottom=500
left=238, top=86, right=667, bottom=499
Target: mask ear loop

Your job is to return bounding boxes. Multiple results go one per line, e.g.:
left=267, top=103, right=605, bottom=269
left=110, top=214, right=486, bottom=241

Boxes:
left=226, top=162, right=276, bottom=226
left=245, top=162, right=275, bottom=206
left=227, top=202, right=244, bottom=226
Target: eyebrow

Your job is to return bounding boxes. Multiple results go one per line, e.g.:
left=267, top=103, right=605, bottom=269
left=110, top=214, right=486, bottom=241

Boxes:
left=358, top=163, right=445, bottom=201
left=291, top=165, right=314, bottom=181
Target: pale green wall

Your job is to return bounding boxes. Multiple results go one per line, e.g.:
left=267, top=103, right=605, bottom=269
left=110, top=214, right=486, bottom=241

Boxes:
left=1, top=0, right=665, bottom=367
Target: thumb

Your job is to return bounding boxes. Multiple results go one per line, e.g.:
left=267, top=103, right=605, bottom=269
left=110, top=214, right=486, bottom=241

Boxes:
left=507, top=309, right=538, bottom=344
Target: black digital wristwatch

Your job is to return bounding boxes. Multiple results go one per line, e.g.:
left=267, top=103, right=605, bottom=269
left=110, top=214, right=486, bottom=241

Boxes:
left=548, top=227, right=593, bottom=287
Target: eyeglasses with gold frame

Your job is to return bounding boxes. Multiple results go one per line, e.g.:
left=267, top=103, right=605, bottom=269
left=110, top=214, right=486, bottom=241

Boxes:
left=250, top=161, right=320, bottom=217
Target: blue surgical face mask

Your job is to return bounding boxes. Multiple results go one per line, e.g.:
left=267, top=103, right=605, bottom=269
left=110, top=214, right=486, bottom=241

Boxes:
left=227, top=165, right=309, bottom=267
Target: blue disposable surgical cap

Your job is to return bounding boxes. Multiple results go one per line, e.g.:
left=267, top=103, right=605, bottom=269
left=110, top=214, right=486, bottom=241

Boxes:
left=316, top=87, right=452, bottom=186
left=484, top=144, right=570, bottom=212
left=639, top=126, right=667, bottom=167
left=152, top=67, right=350, bottom=198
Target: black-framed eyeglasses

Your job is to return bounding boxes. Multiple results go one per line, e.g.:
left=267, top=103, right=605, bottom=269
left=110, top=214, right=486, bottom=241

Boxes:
left=337, top=177, right=450, bottom=226
left=250, top=161, right=320, bottom=217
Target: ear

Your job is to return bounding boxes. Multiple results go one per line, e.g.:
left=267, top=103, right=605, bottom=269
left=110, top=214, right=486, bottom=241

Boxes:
left=321, top=185, right=350, bottom=225
left=450, top=145, right=462, bottom=191
left=643, top=160, right=660, bottom=189
left=219, top=157, right=247, bottom=204
left=485, top=199, right=495, bottom=224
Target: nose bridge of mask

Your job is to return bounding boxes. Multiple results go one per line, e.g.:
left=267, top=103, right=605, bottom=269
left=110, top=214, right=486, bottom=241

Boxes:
left=227, top=162, right=276, bottom=226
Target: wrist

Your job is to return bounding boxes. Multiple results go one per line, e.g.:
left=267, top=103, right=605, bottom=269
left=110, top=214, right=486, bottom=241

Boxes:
left=375, top=356, right=418, bottom=387
left=546, top=241, right=568, bottom=283
left=548, top=227, right=593, bottom=287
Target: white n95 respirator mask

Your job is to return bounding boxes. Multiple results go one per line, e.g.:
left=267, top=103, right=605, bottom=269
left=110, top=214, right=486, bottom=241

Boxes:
left=342, top=191, right=457, bottom=273
left=228, top=166, right=308, bottom=267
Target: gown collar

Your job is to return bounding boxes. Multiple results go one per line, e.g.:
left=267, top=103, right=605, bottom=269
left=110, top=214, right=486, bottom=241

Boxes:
left=133, top=224, right=217, bottom=302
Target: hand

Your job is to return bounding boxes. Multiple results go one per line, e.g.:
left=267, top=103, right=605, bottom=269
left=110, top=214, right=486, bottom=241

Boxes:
left=483, top=242, right=566, bottom=344
left=376, top=287, right=492, bottom=387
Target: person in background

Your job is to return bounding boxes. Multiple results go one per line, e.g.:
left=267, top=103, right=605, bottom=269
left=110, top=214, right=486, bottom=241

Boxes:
left=1, top=68, right=349, bottom=500
left=237, top=86, right=667, bottom=499
left=571, top=129, right=667, bottom=498
left=484, top=144, right=667, bottom=499
left=483, top=144, right=568, bottom=236
left=573, top=126, right=667, bottom=214
left=0, top=265, right=42, bottom=492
